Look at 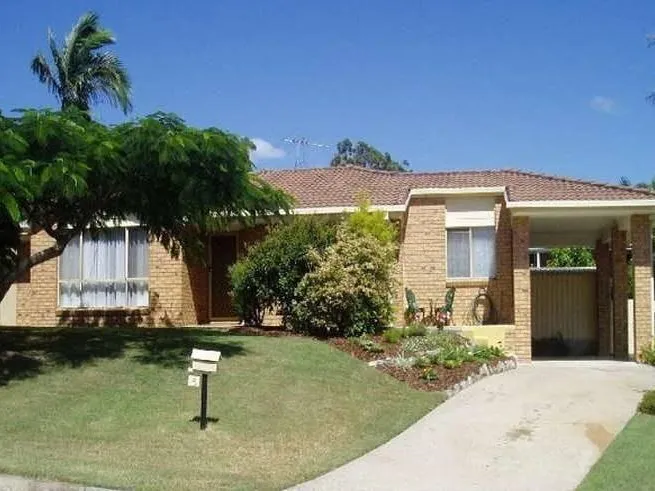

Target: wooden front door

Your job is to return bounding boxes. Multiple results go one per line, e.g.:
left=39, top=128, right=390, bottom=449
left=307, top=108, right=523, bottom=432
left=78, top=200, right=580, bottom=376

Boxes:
left=211, top=235, right=238, bottom=318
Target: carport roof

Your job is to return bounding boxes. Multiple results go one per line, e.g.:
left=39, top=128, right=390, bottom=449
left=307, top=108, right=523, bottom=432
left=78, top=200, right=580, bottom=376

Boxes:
left=258, top=166, right=655, bottom=208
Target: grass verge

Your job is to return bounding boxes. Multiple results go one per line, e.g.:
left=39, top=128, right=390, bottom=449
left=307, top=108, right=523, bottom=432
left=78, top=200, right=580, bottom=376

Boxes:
left=578, top=413, right=655, bottom=491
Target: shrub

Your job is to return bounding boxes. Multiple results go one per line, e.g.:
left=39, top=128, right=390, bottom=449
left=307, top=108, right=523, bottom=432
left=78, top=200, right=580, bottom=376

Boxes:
left=472, top=345, right=505, bottom=361
left=382, top=327, right=404, bottom=344
left=352, top=336, right=384, bottom=354
left=421, top=367, right=439, bottom=381
left=229, top=259, right=265, bottom=325
left=442, top=359, right=462, bottom=369
left=291, top=224, right=397, bottom=337
left=229, top=217, right=337, bottom=326
left=346, top=197, right=397, bottom=246
left=405, top=324, right=427, bottom=337
left=638, top=390, right=655, bottom=415
left=402, top=331, right=470, bottom=354
left=382, top=324, right=426, bottom=344
left=413, top=356, right=431, bottom=368
left=640, top=345, right=655, bottom=366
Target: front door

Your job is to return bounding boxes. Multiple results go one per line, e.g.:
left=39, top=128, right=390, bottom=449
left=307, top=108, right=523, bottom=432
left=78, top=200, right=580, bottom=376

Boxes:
left=211, top=235, right=238, bottom=318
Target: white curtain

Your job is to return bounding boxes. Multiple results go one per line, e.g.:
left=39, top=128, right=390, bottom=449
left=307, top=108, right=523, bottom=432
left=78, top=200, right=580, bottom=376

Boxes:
left=447, top=229, right=470, bottom=278
left=81, top=229, right=126, bottom=307
left=127, top=228, right=149, bottom=306
left=59, top=235, right=81, bottom=307
left=472, top=227, right=496, bottom=277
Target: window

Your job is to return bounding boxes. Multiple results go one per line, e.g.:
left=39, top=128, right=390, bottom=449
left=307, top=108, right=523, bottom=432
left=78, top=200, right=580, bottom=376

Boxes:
left=59, top=227, right=149, bottom=308
left=447, top=227, right=496, bottom=278
left=529, top=249, right=551, bottom=269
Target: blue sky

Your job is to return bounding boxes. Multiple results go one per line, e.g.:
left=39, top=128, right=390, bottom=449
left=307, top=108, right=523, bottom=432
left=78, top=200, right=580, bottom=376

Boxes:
left=2, top=1, right=655, bottom=183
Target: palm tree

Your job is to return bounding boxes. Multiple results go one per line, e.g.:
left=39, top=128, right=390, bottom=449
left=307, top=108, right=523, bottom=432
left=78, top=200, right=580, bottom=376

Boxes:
left=31, top=12, right=132, bottom=114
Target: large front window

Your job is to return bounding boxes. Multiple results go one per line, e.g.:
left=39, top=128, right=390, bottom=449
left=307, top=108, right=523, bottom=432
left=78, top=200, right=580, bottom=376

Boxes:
left=59, top=227, right=149, bottom=308
left=447, top=227, right=496, bottom=278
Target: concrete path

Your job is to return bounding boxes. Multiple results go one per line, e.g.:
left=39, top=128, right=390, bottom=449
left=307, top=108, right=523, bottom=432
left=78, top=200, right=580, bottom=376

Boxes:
left=294, top=361, right=655, bottom=491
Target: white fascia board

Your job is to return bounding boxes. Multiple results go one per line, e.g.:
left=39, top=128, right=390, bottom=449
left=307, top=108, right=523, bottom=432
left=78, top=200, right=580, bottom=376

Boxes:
left=407, top=187, right=506, bottom=199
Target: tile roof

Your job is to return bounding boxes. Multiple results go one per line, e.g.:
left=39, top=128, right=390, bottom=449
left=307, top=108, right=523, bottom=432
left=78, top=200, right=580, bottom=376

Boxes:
left=258, top=166, right=655, bottom=208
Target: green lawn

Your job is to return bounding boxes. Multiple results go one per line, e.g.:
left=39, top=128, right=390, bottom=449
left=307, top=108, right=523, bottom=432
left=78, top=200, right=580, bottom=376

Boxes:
left=578, top=413, right=655, bottom=491
left=0, top=327, right=442, bottom=491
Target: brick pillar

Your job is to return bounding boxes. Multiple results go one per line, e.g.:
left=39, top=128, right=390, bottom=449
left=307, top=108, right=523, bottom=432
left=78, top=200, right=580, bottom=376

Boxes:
left=611, top=226, right=629, bottom=359
left=631, top=215, right=654, bottom=357
left=595, top=240, right=611, bottom=357
left=509, top=216, right=531, bottom=361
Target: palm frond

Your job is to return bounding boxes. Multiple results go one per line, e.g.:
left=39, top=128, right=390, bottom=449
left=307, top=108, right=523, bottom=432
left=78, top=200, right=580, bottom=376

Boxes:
left=33, top=11, right=132, bottom=113
left=30, top=53, right=60, bottom=96
left=87, top=52, right=133, bottom=113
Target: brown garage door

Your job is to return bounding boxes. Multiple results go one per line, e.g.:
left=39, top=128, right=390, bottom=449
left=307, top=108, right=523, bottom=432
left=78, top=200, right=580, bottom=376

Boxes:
left=531, top=269, right=598, bottom=357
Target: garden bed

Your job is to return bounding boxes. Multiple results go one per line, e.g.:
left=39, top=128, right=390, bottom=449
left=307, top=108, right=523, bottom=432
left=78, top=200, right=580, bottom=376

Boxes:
left=329, top=330, right=516, bottom=394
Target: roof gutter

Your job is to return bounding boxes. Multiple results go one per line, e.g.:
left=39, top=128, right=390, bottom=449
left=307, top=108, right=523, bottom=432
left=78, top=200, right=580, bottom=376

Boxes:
left=506, top=199, right=655, bottom=209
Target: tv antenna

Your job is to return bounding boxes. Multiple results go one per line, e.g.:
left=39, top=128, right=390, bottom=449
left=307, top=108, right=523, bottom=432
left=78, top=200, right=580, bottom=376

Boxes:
left=283, top=137, right=330, bottom=168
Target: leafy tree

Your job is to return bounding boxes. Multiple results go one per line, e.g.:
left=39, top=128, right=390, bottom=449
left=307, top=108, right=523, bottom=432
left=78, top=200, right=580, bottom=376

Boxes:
left=229, top=217, right=337, bottom=326
left=330, top=139, right=409, bottom=172
left=0, top=109, right=290, bottom=302
left=31, top=12, right=132, bottom=114
left=546, top=247, right=595, bottom=268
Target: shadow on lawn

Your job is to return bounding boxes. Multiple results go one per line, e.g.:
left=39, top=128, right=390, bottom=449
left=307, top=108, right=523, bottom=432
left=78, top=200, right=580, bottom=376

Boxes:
left=0, top=327, right=246, bottom=386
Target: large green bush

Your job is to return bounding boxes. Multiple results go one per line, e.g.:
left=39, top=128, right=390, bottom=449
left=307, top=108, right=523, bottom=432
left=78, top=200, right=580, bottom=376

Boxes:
left=229, top=217, right=337, bottom=326
left=291, top=224, right=397, bottom=337
left=638, top=390, right=655, bottom=415
left=346, top=198, right=397, bottom=245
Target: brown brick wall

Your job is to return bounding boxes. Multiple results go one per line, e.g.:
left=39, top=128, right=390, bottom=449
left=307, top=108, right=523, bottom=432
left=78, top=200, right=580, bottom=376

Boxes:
left=631, top=214, right=653, bottom=356
left=611, top=226, right=629, bottom=359
left=506, top=216, right=531, bottom=361
left=595, top=240, right=611, bottom=357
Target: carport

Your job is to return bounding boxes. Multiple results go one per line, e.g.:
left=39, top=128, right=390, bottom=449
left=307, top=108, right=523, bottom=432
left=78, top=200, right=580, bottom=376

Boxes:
left=507, top=200, right=655, bottom=360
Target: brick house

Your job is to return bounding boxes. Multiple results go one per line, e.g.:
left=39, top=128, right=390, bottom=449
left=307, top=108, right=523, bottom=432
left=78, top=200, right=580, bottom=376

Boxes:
left=4, top=166, right=655, bottom=361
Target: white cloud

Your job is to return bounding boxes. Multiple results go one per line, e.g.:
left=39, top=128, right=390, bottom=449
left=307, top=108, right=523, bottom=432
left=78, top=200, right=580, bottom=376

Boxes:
left=589, top=96, right=616, bottom=114
left=250, top=138, right=286, bottom=160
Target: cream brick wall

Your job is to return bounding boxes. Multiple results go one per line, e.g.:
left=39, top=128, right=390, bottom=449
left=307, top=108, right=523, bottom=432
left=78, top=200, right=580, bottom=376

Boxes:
left=631, top=214, right=653, bottom=356
left=400, top=196, right=515, bottom=329
left=15, top=231, right=194, bottom=327
left=401, top=197, right=447, bottom=316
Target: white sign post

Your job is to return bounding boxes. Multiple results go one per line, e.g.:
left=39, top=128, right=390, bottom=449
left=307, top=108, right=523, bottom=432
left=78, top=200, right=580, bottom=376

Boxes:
left=187, top=348, right=221, bottom=429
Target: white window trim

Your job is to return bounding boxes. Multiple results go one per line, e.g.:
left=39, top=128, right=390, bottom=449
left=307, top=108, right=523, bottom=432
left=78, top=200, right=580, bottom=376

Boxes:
left=57, top=227, right=149, bottom=309
left=446, top=226, right=497, bottom=280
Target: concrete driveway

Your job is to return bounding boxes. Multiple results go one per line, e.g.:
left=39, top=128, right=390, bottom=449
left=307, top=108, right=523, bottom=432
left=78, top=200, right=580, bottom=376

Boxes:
left=294, top=361, right=655, bottom=491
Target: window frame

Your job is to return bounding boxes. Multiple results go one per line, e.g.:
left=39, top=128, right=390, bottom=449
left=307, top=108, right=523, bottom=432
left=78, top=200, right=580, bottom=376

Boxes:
left=446, top=226, right=497, bottom=280
left=57, top=226, right=149, bottom=309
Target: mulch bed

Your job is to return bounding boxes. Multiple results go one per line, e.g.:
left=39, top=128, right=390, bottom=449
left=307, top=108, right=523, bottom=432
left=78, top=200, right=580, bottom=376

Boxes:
left=378, top=361, right=488, bottom=392
left=221, top=326, right=298, bottom=337
left=223, top=327, right=507, bottom=393
left=328, top=335, right=404, bottom=362
left=329, top=336, right=506, bottom=392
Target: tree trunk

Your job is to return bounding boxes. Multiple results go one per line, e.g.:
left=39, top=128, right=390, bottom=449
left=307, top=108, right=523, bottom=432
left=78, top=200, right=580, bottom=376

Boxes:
left=0, top=241, right=65, bottom=304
